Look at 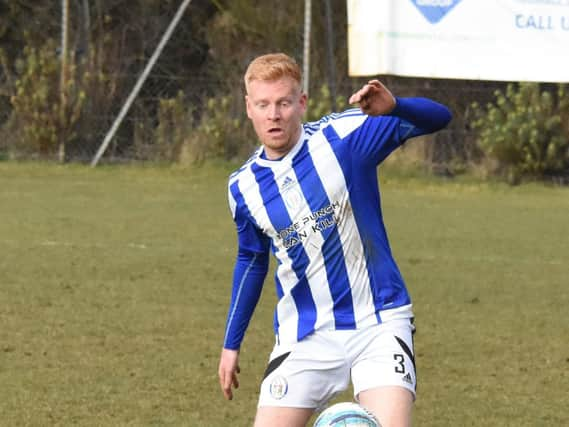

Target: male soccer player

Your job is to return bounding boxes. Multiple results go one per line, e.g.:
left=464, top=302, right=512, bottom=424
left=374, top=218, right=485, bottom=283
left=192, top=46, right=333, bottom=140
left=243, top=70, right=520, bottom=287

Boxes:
left=217, top=53, right=452, bottom=427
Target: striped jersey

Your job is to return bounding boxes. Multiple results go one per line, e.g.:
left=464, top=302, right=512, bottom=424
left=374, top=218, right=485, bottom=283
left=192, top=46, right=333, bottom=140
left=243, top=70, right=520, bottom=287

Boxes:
left=223, top=98, right=451, bottom=350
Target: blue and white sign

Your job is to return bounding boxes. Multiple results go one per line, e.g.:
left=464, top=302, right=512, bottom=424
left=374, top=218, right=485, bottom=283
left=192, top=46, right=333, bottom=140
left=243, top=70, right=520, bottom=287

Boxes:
left=347, top=0, right=569, bottom=82
left=409, top=0, right=463, bottom=24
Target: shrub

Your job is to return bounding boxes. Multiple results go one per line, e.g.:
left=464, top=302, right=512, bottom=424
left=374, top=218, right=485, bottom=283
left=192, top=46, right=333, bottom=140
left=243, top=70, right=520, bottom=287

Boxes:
left=155, top=91, right=190, bottom=161
left=179, top=94, right=256, bottom=165
left=9, top=41, right=87, bottom=161
left=306, top=84, right=347, bottom=122
left=471, top=83, right=569, bottom=183
left=129, top=91, right=192, bottom=162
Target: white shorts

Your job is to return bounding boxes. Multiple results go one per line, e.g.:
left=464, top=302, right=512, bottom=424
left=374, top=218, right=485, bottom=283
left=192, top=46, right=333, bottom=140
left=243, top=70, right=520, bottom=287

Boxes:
left=258, top=318, right=416, bottom=409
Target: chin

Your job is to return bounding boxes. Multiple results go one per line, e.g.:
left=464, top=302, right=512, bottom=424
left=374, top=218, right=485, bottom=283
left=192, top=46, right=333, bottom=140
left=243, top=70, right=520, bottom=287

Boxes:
left=265, top=138, right=286, bottom=147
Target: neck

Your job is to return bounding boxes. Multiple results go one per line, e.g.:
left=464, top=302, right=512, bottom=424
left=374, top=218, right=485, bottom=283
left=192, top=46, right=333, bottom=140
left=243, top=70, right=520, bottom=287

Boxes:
left=264, top=126, right=302, bottom=160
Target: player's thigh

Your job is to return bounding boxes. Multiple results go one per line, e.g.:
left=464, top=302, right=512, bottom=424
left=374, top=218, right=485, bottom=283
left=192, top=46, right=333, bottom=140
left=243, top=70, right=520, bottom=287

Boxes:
left=351, top=318, right=417, bottom=398
left=254, top=406, right=314, bottom=427
left=358, top=386, right=413, bottom=427
left=258, top=332, right=350, bottom=409
left=351, top=319, right=416, bottom=427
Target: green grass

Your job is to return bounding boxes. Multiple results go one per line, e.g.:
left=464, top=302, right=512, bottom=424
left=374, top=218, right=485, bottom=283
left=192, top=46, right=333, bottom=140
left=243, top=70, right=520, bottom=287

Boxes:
left=0, top=162, right=567, bottom=426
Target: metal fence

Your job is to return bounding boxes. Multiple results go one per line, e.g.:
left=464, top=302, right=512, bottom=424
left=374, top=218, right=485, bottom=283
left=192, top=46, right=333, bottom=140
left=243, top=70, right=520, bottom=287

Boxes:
left=0, top=0, right=514, bottom=168
left=0, top=59, right=507, bottom=168
left=0, top=30, right=509, bottom=167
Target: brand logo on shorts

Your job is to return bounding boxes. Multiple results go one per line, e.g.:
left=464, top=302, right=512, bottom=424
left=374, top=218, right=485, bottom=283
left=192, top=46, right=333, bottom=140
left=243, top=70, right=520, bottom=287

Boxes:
left=269, top=375, right=288, bottom=400
left=402, top=372, right=413, bottom=385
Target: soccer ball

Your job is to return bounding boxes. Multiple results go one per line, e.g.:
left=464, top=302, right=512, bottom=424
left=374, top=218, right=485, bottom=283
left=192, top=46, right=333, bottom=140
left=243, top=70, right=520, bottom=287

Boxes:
left=313, top=402, right=381, bottom=427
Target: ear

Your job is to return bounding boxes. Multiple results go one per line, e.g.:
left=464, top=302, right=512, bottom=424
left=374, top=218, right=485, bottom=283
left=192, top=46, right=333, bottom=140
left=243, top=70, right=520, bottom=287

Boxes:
left=245, top=95, right=253, bottom=119
left=299, top=92, right=308, bottom=114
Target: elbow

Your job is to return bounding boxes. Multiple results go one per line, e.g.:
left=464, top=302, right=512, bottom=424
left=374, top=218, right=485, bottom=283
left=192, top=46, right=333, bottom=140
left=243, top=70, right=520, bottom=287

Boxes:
left=425, top=106, right=452, bottom=134
left=442, top=107, right=453, bottom=127
left=434, top=106, right=452, bottom=131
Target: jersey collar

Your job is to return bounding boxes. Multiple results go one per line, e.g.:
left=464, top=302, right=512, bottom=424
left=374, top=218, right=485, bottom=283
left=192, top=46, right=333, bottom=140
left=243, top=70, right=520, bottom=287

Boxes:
left=255, top=126, right=307, bottom=168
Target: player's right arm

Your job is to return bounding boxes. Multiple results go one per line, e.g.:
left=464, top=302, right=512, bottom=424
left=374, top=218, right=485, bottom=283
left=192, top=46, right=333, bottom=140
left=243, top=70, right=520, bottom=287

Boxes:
left=218, top=233, right=269, bottom=400
left=222, top=242, right=270, bottom=350
left=218, top=184, right=270, bottom=400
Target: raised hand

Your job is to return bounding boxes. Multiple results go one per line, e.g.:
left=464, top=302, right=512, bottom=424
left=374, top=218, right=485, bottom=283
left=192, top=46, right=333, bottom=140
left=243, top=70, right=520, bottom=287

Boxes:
left=349, top=79, right=396, bottom=116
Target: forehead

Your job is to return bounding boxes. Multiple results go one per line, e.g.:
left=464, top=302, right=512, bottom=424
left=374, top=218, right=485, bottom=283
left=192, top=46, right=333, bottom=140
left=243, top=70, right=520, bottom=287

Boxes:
left=246, top=77, right=300, bottom=100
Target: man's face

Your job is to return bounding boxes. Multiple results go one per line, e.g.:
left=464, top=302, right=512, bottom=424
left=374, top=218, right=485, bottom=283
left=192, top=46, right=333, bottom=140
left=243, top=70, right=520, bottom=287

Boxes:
left=246, top=77, right=307, bottom=160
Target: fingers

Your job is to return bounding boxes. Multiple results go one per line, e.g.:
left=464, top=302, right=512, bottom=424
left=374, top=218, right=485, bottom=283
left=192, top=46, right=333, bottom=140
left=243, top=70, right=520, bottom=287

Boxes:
left=231, top=370, right=240, bottom=390
left=349, top=84, right=373, bottom=104
left=218, top=364, right=240, bottom=400
left=349, top=80, right=383, bottom=105
left=348, top=91, right=360, bottom=104
left=218, top=348, right=240, bottom=400
left=222, top=384, right=232, bottom=400
left=359, top=98, right=371, bottom=114
left=350, top=88, right=373, bottom=114
left=219, top=370, right=234, bottom=400
left=349, top=79, right=395, bottom=116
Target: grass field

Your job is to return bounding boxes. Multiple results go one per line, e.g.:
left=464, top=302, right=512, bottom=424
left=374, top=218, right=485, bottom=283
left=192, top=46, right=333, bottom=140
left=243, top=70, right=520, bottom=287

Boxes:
left=1, top=162, right=568, bottom=426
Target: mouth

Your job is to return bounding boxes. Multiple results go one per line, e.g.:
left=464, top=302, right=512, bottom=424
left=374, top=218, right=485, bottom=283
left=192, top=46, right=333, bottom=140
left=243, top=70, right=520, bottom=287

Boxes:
left=268, top=127, right=284, bottom=137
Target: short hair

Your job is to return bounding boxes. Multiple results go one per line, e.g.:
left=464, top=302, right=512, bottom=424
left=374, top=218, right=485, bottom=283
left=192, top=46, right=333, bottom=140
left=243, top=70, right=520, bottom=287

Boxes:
left=244, top=53, right=302, bottom=93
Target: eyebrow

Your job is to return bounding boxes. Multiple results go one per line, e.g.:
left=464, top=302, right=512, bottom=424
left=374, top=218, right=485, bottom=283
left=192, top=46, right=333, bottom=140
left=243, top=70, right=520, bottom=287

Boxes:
left=253, top=95, right=294, bottom=104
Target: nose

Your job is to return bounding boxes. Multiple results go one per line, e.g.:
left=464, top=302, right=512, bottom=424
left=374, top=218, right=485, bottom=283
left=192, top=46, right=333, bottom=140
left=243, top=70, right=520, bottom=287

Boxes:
left=268, top=104, right=281, bottom=120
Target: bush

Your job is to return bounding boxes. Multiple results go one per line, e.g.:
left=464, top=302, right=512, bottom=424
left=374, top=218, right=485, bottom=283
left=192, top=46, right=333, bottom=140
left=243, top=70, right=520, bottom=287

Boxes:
left=179, top=94, right=256, bottom=165
left=471, top=83, right=569, bottom=183
left=155, top=91, right=190, bottom=161
left=9, top=41, right=87, bottom=161
left=306, top=84, right=347, bottom=122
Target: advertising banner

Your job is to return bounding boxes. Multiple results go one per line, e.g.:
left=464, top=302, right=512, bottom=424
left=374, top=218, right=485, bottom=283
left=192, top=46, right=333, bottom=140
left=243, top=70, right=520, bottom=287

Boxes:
left=348, top=0, right=569, bottom=82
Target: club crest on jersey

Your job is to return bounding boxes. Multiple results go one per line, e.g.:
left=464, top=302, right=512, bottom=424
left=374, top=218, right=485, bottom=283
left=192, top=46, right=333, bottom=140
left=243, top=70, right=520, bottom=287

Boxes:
left=409, top=0, right=462, bottom=24
left=269, top=375, right=288, bottom=399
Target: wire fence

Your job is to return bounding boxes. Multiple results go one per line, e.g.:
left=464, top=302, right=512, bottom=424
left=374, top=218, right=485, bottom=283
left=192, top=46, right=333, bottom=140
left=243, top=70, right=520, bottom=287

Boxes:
left=3, top=0, right=566, bottom=178
left=0, top=55, right=506, bottom=168
left=0, top=16, right=507, bottom=169
left=374, top=76, right=508, bottom=170
left=0, top=0, right=515, bottom=168
left=80, top=77, right=507, bottom=166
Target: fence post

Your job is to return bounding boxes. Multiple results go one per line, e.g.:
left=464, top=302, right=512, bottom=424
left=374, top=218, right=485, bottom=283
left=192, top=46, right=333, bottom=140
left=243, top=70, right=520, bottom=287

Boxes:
left=303, top=0, right=312, bottom=96
left=90, top=0, right=193, bottom=167
left=59, top=0, right=69, bottom=163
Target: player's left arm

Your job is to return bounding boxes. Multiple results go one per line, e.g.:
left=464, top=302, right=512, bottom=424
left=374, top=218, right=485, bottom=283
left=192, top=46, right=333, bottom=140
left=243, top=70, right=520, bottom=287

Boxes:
left=349, top=79, right=452, bottom=134
left=389, top=96, right=452, bottom=138
left=346, top=80, right=451, bottom=164
left=349, top=79, right=397, bottom=116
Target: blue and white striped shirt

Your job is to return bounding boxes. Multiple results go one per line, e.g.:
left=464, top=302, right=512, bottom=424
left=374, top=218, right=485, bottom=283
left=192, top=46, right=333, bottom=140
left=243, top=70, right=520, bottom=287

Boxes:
left=223, top=97, right=451, bottom=349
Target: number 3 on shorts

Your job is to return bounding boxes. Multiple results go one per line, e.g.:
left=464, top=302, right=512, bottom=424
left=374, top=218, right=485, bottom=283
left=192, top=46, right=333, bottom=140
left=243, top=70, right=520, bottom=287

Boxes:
left=393, top=353, right=405, bottom=374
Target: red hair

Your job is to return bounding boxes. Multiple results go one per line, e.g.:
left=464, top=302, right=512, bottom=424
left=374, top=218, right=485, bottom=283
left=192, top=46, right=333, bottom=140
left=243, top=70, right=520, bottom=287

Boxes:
left=244, top=53, right=302, bottom=93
